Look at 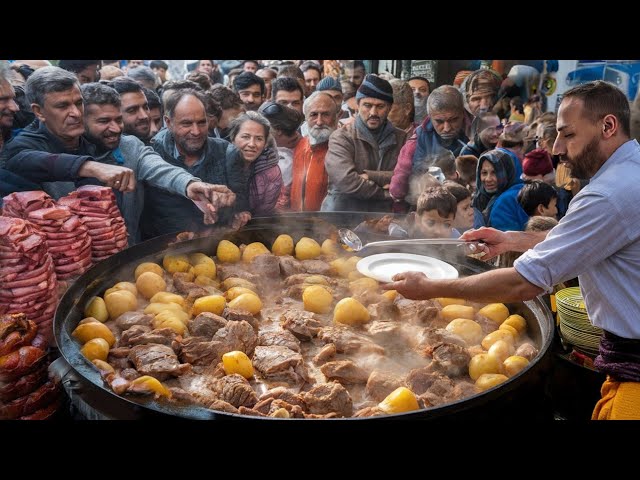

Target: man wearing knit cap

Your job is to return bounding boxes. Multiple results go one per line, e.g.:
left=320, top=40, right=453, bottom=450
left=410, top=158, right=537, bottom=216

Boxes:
left=321, top=74, right=407, bottom=212
left=521, top=148, right=554, bottom=183
left=316, top=76, right=348, bottom=121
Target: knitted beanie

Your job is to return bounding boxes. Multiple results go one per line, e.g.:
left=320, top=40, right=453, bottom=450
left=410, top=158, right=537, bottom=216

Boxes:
left=355, top=74, right=394, bottom=104
left=523, top=148, right=553, bottom=177
left=316, top=76, right=342, bottom=93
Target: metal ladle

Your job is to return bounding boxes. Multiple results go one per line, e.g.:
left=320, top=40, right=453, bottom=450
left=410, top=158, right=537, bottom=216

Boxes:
left=337, top=228, right=480, bottom=254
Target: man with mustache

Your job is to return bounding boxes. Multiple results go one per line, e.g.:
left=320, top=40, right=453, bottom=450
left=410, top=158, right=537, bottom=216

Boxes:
left=109, top=77, right=152, bottom=143
left=408, top=76, right=430, bottom=126
left=0, top=62, right=19, bottom=151
left=322, top=74, right=406, bottom=212
left=385, top=81, right=640, bottom=420
left=288, top=92, right=338, bottom=211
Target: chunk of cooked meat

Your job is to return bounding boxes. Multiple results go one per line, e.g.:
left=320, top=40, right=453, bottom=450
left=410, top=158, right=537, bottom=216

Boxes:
left=223, top=308, right=259, bottom=331
left=108, top=347, right=132, bottom=369
left=312, top=343, right=337, bottom=365
left=217, top=264, right=259, bottom=283
left=281, top=309, right=323, bottom=340
left=418, top=375, right=456, bottom=407
left=120, top=326, right=179, bottom=348
left=278, top=255, right=306, bottom=277
left=258, top=330, right=301, bottom=352
left=366, top=321, right=401, bottom=343
left=318, top=326, right=385, bottom=355
left=119, top=368, right=141, bottom=381
left=208, top=398, right=239, bottom=414
left=268, top=398, right=305, bottom=418
left=284, top=273, right=336, bottom=287
left=179, top=336, right=222, bottom=366
left=237, top=406, right=268, bottom=417
left=320, top=360, right=369, bottom=384
left=173, top=272, right=209, bottom=297
left=252, top=345, right=307, bottom=384
left=257, top=386, right=307, bottom=409
left=516, top=343, right=539, bottom=361
left=211, top=374, right=258, bottom=408
left=213, top=320, right=258, bottom=357
left=128, top=344, right=190, bottom=380
left=367, top=300, right=395, bottom=321
left=353, top=406, right=385, bottom=417
left=365, top=370, right=403, bottom=402
left=430, top=342, right=470, bottom=377
left=449, top=381, right=477, bottom=401
left=115, top=312, right=153, bottom=331
left=176, top=372, right=221, bottom=407
left=395, top=299, right=442, bottom=326
left=168, top=387, right=197, bottom=404
left=413, top=327, right=467, bottom=355
left=251, top=253, right=281, bottom=280
left=405, top=367, right=451, bottom=396
left=300, top=259, right=332, bottom=275
left=475, top=315, right=499, bottom=335
left=190, top=312, right=227, bottom=338
left=301, top=382, right=353, bottom=417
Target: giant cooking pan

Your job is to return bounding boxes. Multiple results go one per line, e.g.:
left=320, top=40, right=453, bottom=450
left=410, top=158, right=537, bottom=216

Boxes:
left=54, top=212, right=555, bottom=421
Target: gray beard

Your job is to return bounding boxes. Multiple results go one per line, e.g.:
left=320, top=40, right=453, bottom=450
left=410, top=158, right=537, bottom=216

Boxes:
left=308, top=126, right=334, bottom=145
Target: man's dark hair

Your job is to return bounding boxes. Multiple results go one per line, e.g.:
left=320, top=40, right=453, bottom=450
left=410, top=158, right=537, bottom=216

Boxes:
left=277, top=65, right=305, bottom=82
left=186, top=71, right=212, bottom=91
left=442, top=180, right=471, bottom=202
left=81, top=82, right=121, bottom=108
left=408, top=75, right=431, bottom=91
left=563, top=80, right=631, bottom=137
left=233, top=71, right=265, bottom=96
left=259, top=101, right=304, bottom=136
left=517, top=180, right=558, bottom=216
left=127, top=66, right=158, bottom=88
left=345, top=60, right=366, bottom=72
left=203, top=90, right=222, bottom=120
left=149, top=60, right=168, bottom=70
left=271, top=76, right=304, bottom=101
left=242, top=60, right=260, bottom=69
left=164, top=88, right=206, bottom=120
left=416, top=186, right=458, bottom=218
left=300, top=61, right=321, bottom=75
left=209, top=84, right=243, bottom=110
left=109, top=76, right=144, bottom=95
left=143, top=87, right=161, bottom=111
left=58, top=59, right=100, bottom=73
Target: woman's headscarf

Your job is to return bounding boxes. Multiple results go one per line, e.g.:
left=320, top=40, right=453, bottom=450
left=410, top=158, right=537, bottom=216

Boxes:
left=472, top=149, right=522, bottom=224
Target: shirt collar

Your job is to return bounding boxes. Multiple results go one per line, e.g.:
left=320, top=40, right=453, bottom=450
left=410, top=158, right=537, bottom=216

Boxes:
left=591, top=139, right=639, bottom=181
left=173, top=142, right=206, bottom=168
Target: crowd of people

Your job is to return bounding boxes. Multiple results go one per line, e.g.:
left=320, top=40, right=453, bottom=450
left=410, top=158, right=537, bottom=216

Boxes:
left=1, top=59, right=639, bottom=419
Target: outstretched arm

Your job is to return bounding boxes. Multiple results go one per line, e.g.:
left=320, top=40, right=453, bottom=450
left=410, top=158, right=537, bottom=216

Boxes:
left=459, top=227, right=549, bottom=260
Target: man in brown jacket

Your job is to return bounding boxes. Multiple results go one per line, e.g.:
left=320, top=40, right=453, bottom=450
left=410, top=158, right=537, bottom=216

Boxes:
left=321, top=74, right=407, bottom=212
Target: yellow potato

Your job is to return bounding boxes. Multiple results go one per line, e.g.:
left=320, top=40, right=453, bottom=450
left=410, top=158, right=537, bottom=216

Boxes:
left=303, top=275, right=330, bottom=286
left=333, top=297, right=370, bottom=325
left=478, top=303, right=510, bottom=324
left=321, top=238, right=340, bottom=256
left=271, top=234, right=295, bottom=256
left=481, top=330, right=516, bottom=350
left=134, top=262, right=164, bottom=280
left=129, top=376, right=172, bottom=398
left=499, top=323, right=520, bottom=338
left=242, top=242, right=270, bottom=263
left=445, top=318, right=484, bottom=346
left=81, top=338, right=110, bottom=362
left=72, top=322, right=115, bottom=347
left=382, top=290, right=398, bottom=301
left=192, top=295, right=226, bottom=316
left=295, top=237, right=322, bottom=260
left=153, top=313, right=187, bottom=335
left=92, top=359, right=114, bottom=374
left=79, top=317, right=101, bottom=325
left=487, top=339, right=515, bottom=364
left=84, top=296, right=108, bottom=322
left=345, top=256, right=362, bottom=269
left=502, top=314, right=527, bottom=334
left=136, top=271, right=167, bottom=300
left=503, top=355, right=530, bottom=377
left=330, top=257, right=354, bottom=277
left=194, top=275, right=219, bottom=287
left=468, top=353, right=502, bottom=381
left=303, top=285, right=333, bottom=314
left=475, top=373, right=508, bottom=392
left=436, top=297, right=467, bottom=307
left=378, top=387, right=419, bottom=414
left=349, top=277, right=379, bottom=295
left=225, top=286, right=257, bottom=301
left=441, top=304, right=476, bottom=322
left=222, top=277, right=257, bottom=292
left=104, top=281, right=138, bottom=298
left=222, top=351, right=254, bottom=379
left=188, top=253, right=216, bottom=277
left=228, top=293, right=262, bottom=315
left=217, top=240, right=241, bottom=263
left=152, top=306, right=190, bottom=325
left=144, top=302, right=186, bottom=316
left=104, top=290, right=138, bottom=320
left=150, top=291, right=185, bottom=306
left=162, top=254, right=191, bottom=273
left=347, top=270, right=365, bottom=281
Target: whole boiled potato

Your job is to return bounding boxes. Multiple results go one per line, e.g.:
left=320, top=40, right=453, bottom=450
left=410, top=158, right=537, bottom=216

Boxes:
left=228, top=293, right=262, bottom=315
left=84, top=296, right=108, bottom=322
left=224, top=286, right=257, bottom=301
left=72, top=322, right=115, bottom=347
left=333, top=297, right=370, bottom=325
left=150, top=305, right=190, bottom=324
left=478, top=303, right=510, bottom=324
left=144, top=302, right=186, bottom=316
left=104, top=281, right=138, bottom=298
left=221, top=277, right=257, bottom=292
left=149, top=292, right=185, bottom=306
left=136, top=271, right=167, bottom=300
left=242, top=242, right=270, bottom=263
left=321, top=238, right=340, bottom=256
left=81, top=338, right=110, bottom=362
left=192, top=295, right=226, bottom=316
left=349, top=277, right=379, bottom=295
left=194, top=275, right=219, bottom=287
left=481, top=329, right=516, bottom=350
left=153, top=312, right=187, bottom=335
left=216, top=240, right=241, bottom=263
left=468, top=353, right=502, bottom=381
left=272, top=234, right=295, bottom=256
left=487, top=339, right=515, bottom=364
left=134, top=262, right=164, bottom=280
left=503, top=355, right=530, bottom=377
left=303, top=285, right=333, bottom=314
left=475, top=373, right=508, bottom=392
left=445, top=318, right=484, bottom=346
left=104, top=290, right=138, bottom=320
left=189, top=253, right=216, bottom=278
left=295, top=237, right=322, bottom=260
left=330, top=257, right=354, bottom=277
left=502, top=314, right=527, bottom=334
left=441, top=304, right=476, bottom=322
left=222, top=351, right=254, bottom=379
left=162, top=254, right=191, bottom=273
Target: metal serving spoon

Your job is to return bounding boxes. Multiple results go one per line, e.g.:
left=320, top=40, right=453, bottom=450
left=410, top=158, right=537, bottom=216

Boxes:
left=338, top=228, right=479, bottom=254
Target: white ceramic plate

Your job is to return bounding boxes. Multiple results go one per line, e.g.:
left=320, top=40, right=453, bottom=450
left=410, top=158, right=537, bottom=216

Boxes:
left=357, top=253, right=459, bottom=283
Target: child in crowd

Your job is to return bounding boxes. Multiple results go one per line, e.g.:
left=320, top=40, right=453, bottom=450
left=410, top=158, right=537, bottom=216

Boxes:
left=411, top=186, right=458, bottom=238
left=455, top=154, right=478, bottom=192
left=517, top=179, right=558, bottom=218
left=443, top=180, right=474, bottom=232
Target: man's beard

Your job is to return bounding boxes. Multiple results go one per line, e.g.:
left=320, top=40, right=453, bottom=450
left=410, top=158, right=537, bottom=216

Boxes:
left=561, top=137, right=604, bottom=179
left=414, top=95, right=428, bottom=120
left=175, top=135, right=205, bottom=156
left=308, top=125, right=334, bottom=145
left=85, top=130, right=121, bottom=152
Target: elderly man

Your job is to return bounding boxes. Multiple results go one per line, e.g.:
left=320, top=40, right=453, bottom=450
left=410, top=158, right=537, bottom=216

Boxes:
left=390, top=85, right=468, bottom=207
left=321, top=74, right=406, bottom=212
left=109, top=77, right=152, bottom=143
left=287, top=92, right=339, bottom=211
left=0, top=66, right=134, bottom=199
left=144, top=89, right=250, bottom=238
